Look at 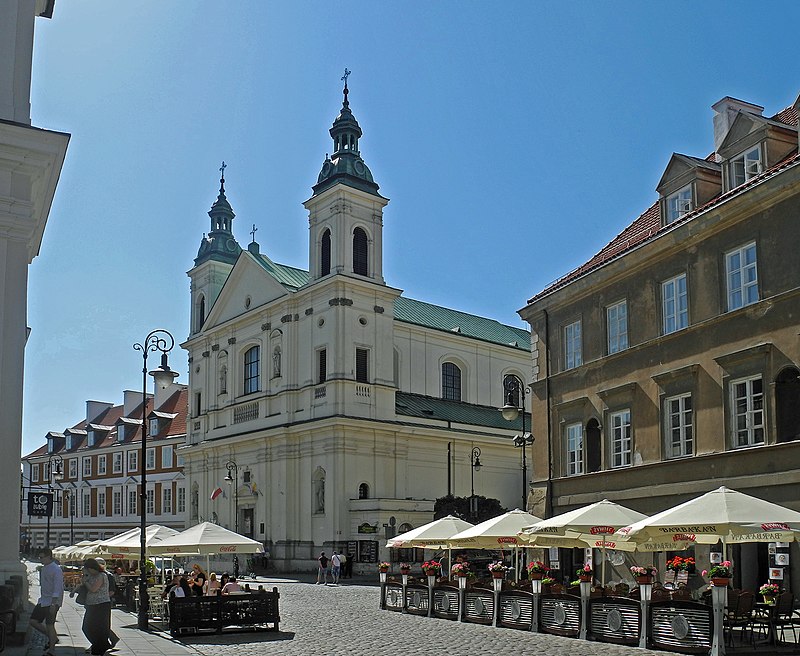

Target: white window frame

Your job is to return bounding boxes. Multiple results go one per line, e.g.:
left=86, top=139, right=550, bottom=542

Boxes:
left=82, top=492, right=90, bottom=517
left=146, top=448, right=156, bottom=471
left=149, top=418, right=159, bottom=437
left=609, top=409, right=632, bottom=468
left=69, top=458, right=77, bottom=479
left=31, top=464, right=40, bottom=483
left=606, top=300, right=628, bottom=355
left=726, top=242, right=758, bottom=311
left=665, top=393, right=693, bottom=458
left=177, top=487, right=186, bottom=514
left=662, top=273, right=688, bottom=334
left=128, top=490, right=137, bottom=515
left=564, top=320, right=582, bottom=370
left=162, top=445, right=173, bottom=469
left=97, top=490, right=106, bottom=516
left=127, top=450, right=138, bottom=473
left=82, top=457, right=92, bottom=477
left=97, top=455, right=107, bottom=476
left=163, top=488, right=172, bottom=514
left=731, top=375, right=764, bottom=448
left=730, top=145, right=761, bottom=188
left=112, top=452, right=123, bottom=474
left=146, top=489, right=155, bottom=515
left=43, top=462, right=50, bottom=481
left=565, top=422, right=583, bottom=476
left=117, top=426, right=125, bottom=442
left=666, top=185, right=693, bottom=223
left=113, top=489, right=122, bottom=516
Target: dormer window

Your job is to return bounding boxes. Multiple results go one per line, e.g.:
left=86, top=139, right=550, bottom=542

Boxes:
left=666, top=185, right=693, bottom=224
left=117, top=426, right=126, bottom=442
left=47, top=438, right=55, bottom=453
left=66, top=435, right=74, bottom=450
left=87, top=430, right=96, bottom=447
left=730, top=146, right=761, bottom=188
left=149, top=418, right=159, bottom=437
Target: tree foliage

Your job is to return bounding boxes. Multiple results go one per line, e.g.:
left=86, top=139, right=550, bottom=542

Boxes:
left=434, top=494, right=506, bottom=524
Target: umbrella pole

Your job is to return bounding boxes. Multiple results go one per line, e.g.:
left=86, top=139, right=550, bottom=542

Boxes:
left=602, top=545, right=606, bottom=589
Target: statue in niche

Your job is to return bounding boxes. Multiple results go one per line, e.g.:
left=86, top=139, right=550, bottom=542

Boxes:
left=219, top=365, right=227, bottom=394
left=314, top=472, right=325, bottom=513
left=272, top=346, right=281, bottom=378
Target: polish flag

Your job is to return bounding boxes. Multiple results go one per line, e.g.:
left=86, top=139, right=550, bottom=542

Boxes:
left=210, top=487, right=224, bottom=500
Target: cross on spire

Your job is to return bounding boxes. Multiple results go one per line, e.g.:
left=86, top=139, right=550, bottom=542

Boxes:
left=219, top=161, right=226, bottom=182
left=250, top=223, right=258, bottom=243
left=341, top=68, right=351, bottom=88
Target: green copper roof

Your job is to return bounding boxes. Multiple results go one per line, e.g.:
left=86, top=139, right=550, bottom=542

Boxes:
left=396, top=392, right=529, bottom=432
left=394, top=297, right=530, bottom=351
left=253, top=256, right=310, bottom=290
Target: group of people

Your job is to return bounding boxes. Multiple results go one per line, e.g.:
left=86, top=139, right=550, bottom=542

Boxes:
left=316, top=550, right=352, bottom=585
left=162, top=564, right=245, bottom=597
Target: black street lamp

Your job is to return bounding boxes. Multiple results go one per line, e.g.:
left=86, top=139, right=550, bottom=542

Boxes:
left=64, top=488, right=75, bottom=545
left=46, top=454, right=63, bottom=548
left=224, top=460, right=239, bottom=577
left=133, top=329, right=178, bottom=631
left=469, top=447, right=482, bottom=519
left=500, top=377, right=533, bottom=510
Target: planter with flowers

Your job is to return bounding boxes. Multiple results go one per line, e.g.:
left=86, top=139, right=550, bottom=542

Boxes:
left=541, top=576, right=556, bottom=593
left=630, top=564, right=658, bottom=585
left=577, top=564, right=593, bottom=582
left=527, top=561, right=549, bottom=580
left=487, top=562, right=507, bottom=579
left=378, top=561, right=391, bottom=573
left=399, top=562, right=412, bottom=575
left=702, top=561, right=732, bottom=587
left=759, top=582, right=780, bottom=604
left=422, top=560, right=441, bottom=577
left=451, top=562, right=471, bottom=578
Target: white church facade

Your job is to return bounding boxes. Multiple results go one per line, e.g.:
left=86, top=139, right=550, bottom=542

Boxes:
left=181, top=79, right=531, bottom=571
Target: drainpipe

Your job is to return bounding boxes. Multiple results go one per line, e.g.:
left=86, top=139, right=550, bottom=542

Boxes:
left=544, top=309, right=553, bottom=516
left=447, top=441, right=452, bottom=497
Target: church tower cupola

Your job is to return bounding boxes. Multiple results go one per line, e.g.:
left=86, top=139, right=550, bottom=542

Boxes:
left=312, top=70, right=381, bottom=198
left=195, top=162, right=242, bottom=266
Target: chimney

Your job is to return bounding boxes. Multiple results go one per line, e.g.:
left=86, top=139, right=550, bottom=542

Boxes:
left=712, top=96, right=764, bottom=160
left=86, top=400, right=113, bottom=424
left=153, top=382, right=181, bottom=410
left=123, top=389, right=151, bottom=417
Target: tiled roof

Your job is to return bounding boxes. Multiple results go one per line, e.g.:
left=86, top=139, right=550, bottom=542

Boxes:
left=529, top=104, right=800, bottom=304
left=254, top=260, right=530, bottom=351
left=395, top=391, right=529, bottom=432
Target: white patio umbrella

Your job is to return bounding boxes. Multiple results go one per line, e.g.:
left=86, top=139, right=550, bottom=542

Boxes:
left=88, top=525, right=180, bottom=557
left=447, top=509, right=542, bottom=581
left=148, top=522, right=265, bottom=556
left=616, top=486, right=800, bottom=559
left=386, top=515, right=474, bottom=576
left=519, top=499, right=649, bottom=583
left=55, top=540, right=103, bottom=561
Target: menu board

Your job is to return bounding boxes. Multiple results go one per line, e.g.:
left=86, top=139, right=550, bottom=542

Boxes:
left=346, top=540, right=358, bottom=558
left=359, top=540, right=378, bottom=563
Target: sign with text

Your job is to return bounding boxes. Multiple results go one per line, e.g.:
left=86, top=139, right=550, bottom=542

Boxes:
left=358, top=522, right=378, bottom=534
left=28, top=492, right=53, bottom=517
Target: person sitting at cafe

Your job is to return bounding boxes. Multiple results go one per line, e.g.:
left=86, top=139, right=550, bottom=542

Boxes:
left=221, top=577, right=242, bottom=595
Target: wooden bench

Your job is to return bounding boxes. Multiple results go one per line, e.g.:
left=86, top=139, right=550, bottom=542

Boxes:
left=168, top=591, right=280, bottom=636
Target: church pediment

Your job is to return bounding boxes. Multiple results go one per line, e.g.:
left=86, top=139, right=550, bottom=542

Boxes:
left=203, top=251, right=290, bottom=329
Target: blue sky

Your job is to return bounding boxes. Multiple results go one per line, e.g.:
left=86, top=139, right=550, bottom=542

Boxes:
left=22, top=0, right=800, bottom=455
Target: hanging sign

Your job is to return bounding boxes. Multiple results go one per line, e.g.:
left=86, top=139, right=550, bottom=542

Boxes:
left=28, top=492, right=53, bottom=517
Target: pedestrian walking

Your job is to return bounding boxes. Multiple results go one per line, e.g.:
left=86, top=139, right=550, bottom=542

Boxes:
left=94, top=559, right=120, bottom=648
left=29, top=548, right=63, bottom=656
left=331, top=551, right=342, bottom=584
left=80, top=558, right=112, bottom=656
left=316, top=551, right=329, bottom=585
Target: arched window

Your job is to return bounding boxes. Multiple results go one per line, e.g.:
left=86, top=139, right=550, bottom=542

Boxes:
left=321, top=229, right=331, bottom=276
left=398, top=522, right=413, bottom=533
left=197, top=295, right=206, bottom=332
left=353, top=227, right=368, bottom=276
left=244, top=346, right=260, bottom=394
left=442, top=362, right=462, bottom=401
left=358, top=483, right=370, bottom=499
left=503, top=374, right=522, bottom=407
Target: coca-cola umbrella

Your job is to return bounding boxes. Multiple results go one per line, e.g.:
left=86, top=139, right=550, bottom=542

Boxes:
left=148, top=521, right=265, bottom=556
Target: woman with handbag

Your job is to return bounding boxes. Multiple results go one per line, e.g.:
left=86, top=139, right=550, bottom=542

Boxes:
left=80, top=558, right=112, bottom=655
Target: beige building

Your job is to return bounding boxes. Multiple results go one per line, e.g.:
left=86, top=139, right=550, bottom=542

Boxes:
left=520, top=94, right=800, bottom=590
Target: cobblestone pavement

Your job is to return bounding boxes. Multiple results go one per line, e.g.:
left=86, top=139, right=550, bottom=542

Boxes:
left=172, top=581, right=678, bottom=656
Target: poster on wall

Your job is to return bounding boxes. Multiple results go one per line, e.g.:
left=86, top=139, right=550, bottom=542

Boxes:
left=770, top=567, right=784, bottom=580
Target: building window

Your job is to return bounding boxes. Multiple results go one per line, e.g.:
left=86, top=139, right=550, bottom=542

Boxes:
left=732, top=375, right=764, bottom=447
left=127, top=451, right=138, bottom=473
left=83, top=457, right=92, bottom=477
left=146, top=448, right=156, bottom=470
left=117, top=426, right=126, bottom=442
left=565, top=423, right=583, bottom=476
left=128, top=490, right=137, bottom=515
left=358, top=483, right=370, bottom=499
left=662, top=273, right=688, bottom=334
left=726, top=242, right=758, bottom=311
left=87, top=430, right=96, bottom=447
left=146, top=489, right=155, bottom=515
left=355, top=348, right=369, bottom=383
left=113, top=490, right=122, bottom=516
left=665, top=393, right=693, bottom=458
left=163, top=488, right=172, bottom=514
left=317, top=348, right=327, bottom=384
left=162, top=446, right=173, bottom=469
left=503, top=374, right=522, bottom=407
left=177, top=487, right=186, bottom=514
left=149, top=418, right=159, bottom=437
left=112, top=452, right=122, bottom=474
left=609, top=409, right=632, bottom=468
left=194, top=392, right=202, bottom=417
left=730, top=146, right=761, bottom=188
left=606, top=300, right=628, bottom=355
left=197, top=295, right=206, bottom=333
left=564, top=320, right=582, bottom=370
left=98, top=455, right=107, bottom=476
left=441, top=362, right=462, bottom=401
left=82, top=493, right=90, bottom=517
left=31, top=464, right=39, bottom=483
left=97, top=491, right=106, bottom=516
left=244, top=346, right=260, bottom=394
left=666, top=185, right=692, bottom=224
left=321, top=229, right=331, bottom=276
left=353, top=227, right=368, bottom=276
left=69, top=459, right=77, bottom=479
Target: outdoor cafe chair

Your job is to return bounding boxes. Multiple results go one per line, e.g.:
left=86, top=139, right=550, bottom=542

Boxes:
left=724, top=590, right=754, bottom=648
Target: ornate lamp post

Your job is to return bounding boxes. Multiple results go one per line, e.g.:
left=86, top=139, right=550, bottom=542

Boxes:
left=64, top=488, right=75, bottom=545
left=46, top=454, right=63, bottom=548
left=133, top=329, right=178, bottom=630
left=469, top=447, right=482, bottom=520
left=224, top=460, right=240, bottom=577
left=500, top=377, right=533, bottom=510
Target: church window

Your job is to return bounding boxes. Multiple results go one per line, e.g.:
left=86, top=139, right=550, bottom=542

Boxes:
left=442, top=362, right=462, bottom=401
left=355, top=348, right=369, bottom=383
left=358, top=483, right=370, bottom=499
left=321, top=229, right=331, bottom=276
left=353, top=227, right=368, bottom=276
left=244, top=346, right=260, bottom=394
left=317, top=348, right=327, bottom=384
left=197, top=296, right=206, bottom=333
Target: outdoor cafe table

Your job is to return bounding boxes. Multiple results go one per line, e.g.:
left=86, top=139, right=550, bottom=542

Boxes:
left=754, top=602, right=780, bottom=646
